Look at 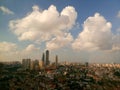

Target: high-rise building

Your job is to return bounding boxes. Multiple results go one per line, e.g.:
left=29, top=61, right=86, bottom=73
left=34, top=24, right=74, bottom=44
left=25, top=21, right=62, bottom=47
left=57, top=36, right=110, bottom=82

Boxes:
left=55, top=55, right=58, bottom=67
left=46, top=50, right=50, bottom=66
left=33, top=60, right=40, bottom=70
left=42, top=53, right=45, bottom=66
left=39, top=60, right=43, bottom=68
left=22, top=59, right=31, bottom=70
left=30, top=60, right=41, bottom=70
left=30, top=61, right=34, bottom=70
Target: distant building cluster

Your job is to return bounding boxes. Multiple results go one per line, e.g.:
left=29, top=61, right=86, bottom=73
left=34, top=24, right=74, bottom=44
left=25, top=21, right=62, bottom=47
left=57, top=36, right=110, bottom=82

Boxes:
left=22, top=50, right=58, bottom=70
left=1, top=50, right=120, bottom=90
left=1, top=61, right=120, bottom=90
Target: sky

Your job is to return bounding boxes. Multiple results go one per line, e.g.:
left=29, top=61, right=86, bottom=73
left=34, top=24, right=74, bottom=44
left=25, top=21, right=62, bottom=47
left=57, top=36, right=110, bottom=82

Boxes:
left=0, top=0, right=120, bottom=63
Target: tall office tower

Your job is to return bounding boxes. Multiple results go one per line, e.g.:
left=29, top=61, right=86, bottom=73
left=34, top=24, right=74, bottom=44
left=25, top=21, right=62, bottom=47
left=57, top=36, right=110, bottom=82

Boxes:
left=39, top=60, right=43, bottom=68
left=33, top=60, right=40, bottom=70
left=55, top=55, right=58, bottom=68
left=42, top=53, right=45, bottom=66
left=22, top=59, right=31, bottom=70
left=46, top=50, right=50, bottom=66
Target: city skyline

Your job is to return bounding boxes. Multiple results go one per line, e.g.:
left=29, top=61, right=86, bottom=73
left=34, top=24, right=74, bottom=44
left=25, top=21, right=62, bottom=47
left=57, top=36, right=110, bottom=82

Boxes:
left=0, top=0, right=120, bottom=63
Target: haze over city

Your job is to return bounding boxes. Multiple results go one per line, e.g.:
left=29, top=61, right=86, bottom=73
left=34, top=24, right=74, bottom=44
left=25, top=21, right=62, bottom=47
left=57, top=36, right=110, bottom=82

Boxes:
left=0, top=0, right=120, bottom=63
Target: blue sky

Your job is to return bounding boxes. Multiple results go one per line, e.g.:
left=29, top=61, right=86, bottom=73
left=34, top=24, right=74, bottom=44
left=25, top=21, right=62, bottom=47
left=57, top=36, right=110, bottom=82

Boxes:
left=0, top=0, right=120, bottom=63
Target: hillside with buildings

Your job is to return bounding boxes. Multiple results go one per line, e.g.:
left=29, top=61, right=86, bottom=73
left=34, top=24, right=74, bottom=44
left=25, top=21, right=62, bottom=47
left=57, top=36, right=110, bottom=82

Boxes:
left=0, top=50, right=120, bottom=90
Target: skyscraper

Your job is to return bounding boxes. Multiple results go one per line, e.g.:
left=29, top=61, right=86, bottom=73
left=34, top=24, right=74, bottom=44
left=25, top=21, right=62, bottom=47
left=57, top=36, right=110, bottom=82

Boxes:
left=55, top=55, right=58, bottom=68
left=46, top=50, right=50, bottom=66
left=42, top=53, right=45, bottom=66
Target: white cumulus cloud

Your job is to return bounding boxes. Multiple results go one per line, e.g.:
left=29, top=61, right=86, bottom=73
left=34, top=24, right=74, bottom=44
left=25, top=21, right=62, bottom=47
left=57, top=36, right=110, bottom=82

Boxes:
left=25, top=44, right=40, bottom=52
left=0, top=42, right=41, bottom=61
left=117, top=11, right=120, bottom=18
left=0, top=42, right=18, bottom=61
left=9, top=5, right=77, bottom=50
left=46, top=33, right=73, bottom=50
left=112, top=33, right=120, bottom=51
left=72, top=13, right=113, bottom=51
left=0, top=6, right=14, bottom=15
left=0, top=42, right=17, bottom=52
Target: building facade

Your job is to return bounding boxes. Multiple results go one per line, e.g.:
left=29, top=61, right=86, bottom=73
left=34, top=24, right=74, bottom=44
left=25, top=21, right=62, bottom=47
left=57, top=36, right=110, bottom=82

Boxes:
left=46, top=50, right=50, bottom=66
left=22, top=59, right=31, bottom=70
